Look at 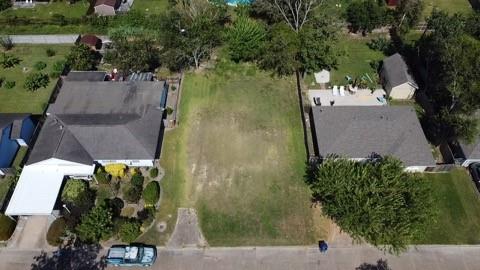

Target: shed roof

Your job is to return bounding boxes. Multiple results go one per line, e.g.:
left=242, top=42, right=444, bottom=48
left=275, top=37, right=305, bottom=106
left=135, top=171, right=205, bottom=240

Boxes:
left=310, top=106, right=435, bottom=167
left=94, top=0, right=119, bottom=7
left=381, top=53, right=418, bottom=92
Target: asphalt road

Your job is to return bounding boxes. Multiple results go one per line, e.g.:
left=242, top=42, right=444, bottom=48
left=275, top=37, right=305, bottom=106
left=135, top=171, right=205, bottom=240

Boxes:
left=1, top=245, right=480, bottom=270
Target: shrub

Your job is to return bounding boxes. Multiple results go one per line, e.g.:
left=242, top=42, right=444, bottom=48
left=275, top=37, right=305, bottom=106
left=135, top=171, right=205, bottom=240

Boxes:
left=46, top=218, right=66, bottom=246
left=1, top=53, right=21, bottom=68
left=61, top=179, right=88, bottom=204
left=137, top=207, right=155, bottom=227
left=149, top=167, right=158, bottom=178
left=166, top=107, right=174, bottom=115
left=76, top=204, right=114, bottom=243
left=50, top=60, right=65, bottom=78
left=105, top=164, right=126, bottom=178
left=24, top=72, right=49, bottom=91
left=33, top=61, right=47, bottom=71
left=46, top=48, right=56, bottom=57
left=143, top=181, right=160, bottom=205
left=0, top=76, right=5, bottom=87
left=0, top=214, right=16, bottom=241
left=4, top=80, right=15, bottom=89
left=170, top=85, right=177, bottom=91
left=131, top=173, right=144, bottom=187
left=123, top=184, right=142, bottom=203
left=95, top=171, right=111, bottom=184
left=0, top=36, right=13, bottom=51
left=226, top=16, right=266, bottom=62
left=118, top=220, right=141, bottom=243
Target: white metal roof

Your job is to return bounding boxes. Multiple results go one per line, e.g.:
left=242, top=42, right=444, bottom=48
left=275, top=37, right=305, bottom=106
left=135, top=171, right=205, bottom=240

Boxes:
left=5, top=166, right=65, bottom=216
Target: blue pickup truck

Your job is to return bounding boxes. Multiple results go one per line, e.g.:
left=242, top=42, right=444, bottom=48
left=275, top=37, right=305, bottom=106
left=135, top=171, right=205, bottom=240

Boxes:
left=106, top=244, right=157, bottom=267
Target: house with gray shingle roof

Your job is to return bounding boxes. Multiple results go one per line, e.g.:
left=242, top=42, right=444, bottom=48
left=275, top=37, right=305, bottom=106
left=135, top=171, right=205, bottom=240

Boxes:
left=6, top=80, right=168, bottom=216
left=380, top=53, right=418, bottom=100
left=310, top=106, right=435, bottom=172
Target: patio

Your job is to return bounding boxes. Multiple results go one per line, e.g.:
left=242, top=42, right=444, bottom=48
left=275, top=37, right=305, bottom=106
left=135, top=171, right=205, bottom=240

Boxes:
left=308, top=88, right=387, bottom=107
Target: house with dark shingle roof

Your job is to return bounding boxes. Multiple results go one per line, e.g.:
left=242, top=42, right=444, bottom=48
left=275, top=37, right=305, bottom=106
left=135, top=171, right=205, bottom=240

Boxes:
left=0, top=114, right=36, bottom=176
left=380, top=53, right=418, bottom=100
left=310, top=106, right=435, bottom=172
left=5, top=80, right=168, bottom=216
left=78, top=34, right=103, bottom=51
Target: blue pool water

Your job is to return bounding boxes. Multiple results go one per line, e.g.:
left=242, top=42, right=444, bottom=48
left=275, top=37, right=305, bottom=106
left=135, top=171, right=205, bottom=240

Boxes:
left=226, top=0, right=252, bottom=6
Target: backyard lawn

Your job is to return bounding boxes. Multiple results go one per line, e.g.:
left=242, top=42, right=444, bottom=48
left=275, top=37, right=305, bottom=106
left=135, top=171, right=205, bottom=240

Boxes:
left=423, top=0, right=472, bottom=18
left=330, top=35, right=385, bottom=86
left=419, top=169, right=480, bottom=244
left=132, top=0, right=169, bottom=14
left=0, top=1, right=89, bottom=19
left=138, top=60, right=330, bottom=246
left=0, top=45, right=72, bottom=114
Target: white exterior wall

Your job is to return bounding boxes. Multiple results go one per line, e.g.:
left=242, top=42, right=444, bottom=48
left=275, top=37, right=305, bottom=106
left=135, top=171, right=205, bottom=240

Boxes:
left=96, top=159, right=154, bottom=167
left=94, top=5, right=116, bottom=16
left=404, top=166, right=428, bottom=173
left=389, top=83, right=416, bottom=100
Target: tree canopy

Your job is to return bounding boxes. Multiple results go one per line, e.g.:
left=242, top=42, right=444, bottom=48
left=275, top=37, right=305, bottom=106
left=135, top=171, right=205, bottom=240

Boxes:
left=306, top=156, right=435, bottom=254
left=76, top=204, right=114, bottom=243
left=419, top=10, right=480, bottom=143
left=226, top=16, right=266, bottom=62
left=66, top=44, right=98, bottom=71
left=394, top=0, right=424, bottom=34
left=346, top=0, right=387, bottom=35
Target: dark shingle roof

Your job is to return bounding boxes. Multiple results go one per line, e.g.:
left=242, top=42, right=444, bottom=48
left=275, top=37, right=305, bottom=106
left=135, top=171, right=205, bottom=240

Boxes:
left=0, top=114, right=28, bottom=131
left=381, top=53, right=418, bottom=94
left=311, top=106, right=435, bottom=167
left=65, top=71, right=107, bottom=82
left=27, top=81, right=167, bottom=165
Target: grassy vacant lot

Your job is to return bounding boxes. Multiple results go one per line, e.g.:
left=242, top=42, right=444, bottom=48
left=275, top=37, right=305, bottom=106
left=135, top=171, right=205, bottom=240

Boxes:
left=0, top=45, right=71, bottom=114
left=330, top=35, right=385, bottom=86
left=423, top=0, right=472, bottom=18
left=132, top=0, right=169, bottom=14
left=419, top=169, right=480, bottom=244
left=139, top=60, right=329, bottom=246
left=0, top=1, right=89, bottom=19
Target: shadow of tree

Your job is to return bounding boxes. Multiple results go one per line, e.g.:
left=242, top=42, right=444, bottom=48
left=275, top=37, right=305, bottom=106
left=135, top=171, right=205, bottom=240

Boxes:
left=31, top=241, right=107, bottom=270
left=356, top=259, right=391, bottom=270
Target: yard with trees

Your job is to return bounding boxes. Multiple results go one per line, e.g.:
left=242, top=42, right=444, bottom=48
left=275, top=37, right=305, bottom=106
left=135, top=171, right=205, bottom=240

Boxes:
left=0, top=44, right=71, bottom=113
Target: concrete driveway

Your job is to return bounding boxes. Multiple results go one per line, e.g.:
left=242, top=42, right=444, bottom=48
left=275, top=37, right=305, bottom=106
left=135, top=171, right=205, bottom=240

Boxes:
left=7, top=216, right=50, bottom=250
left=8, top=35, right=79, bottom=44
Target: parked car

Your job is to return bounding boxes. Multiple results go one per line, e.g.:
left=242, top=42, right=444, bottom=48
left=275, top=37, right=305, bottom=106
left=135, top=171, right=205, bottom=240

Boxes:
left=468, top=163, right=480, bottom=190
left=106, top=244, right=157, bottom=267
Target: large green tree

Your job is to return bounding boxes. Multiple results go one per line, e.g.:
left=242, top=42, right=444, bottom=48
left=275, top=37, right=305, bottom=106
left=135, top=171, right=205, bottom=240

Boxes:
left=226, top=16, right=266, bottom=62
left=394, top=0, right=424, bottom=34
left=307, top=156, right=435, bottom=254
left=0, top=0, right=11, bottom=12
left=104, top=28, right=160, bottom=75
left=66, top=44, right=98, bottom=71
left=346, top=0, right=387, bottom=35
left=161, top=0, right=226, bottom=70
left=76, top=204, right=114, bottom=243
left=419, top=10, right=480, bottom=143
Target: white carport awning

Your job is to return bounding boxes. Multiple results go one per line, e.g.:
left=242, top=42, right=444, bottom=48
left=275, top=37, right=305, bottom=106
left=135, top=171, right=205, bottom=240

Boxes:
left=5, top=166, right=64, bottom=216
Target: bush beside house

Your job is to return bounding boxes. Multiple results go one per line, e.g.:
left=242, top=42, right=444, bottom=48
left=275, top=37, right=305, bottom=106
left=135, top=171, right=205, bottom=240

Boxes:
left=143, top=181, right=160, bottom=205
left=0, top=214, right=16, bottom=241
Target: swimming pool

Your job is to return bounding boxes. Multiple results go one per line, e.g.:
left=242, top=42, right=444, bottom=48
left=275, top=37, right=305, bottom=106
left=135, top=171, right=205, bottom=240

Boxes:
left=226, top=0, right=252, bottom=6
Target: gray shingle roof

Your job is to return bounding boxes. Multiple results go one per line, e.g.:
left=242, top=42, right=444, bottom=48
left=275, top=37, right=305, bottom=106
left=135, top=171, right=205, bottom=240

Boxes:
left=64, top=71, right=107, bottom=82
left=381, top=53, right=418, bottom=94
left=310, top=106, right=435, bottom=167
left=27, top=81, right=166, bottom=165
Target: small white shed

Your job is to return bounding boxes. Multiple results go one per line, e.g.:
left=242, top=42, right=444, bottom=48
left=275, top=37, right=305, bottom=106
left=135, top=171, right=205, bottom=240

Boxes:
left=380, top=53, right=418, bottom=100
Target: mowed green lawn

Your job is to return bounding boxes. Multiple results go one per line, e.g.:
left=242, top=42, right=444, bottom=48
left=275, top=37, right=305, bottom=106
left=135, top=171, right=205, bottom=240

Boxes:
left=0, top=45, right=71, bottom=114
left=0, top=1, right=89, bottom=19
left=139, top=61, right=328, bottom=246
left=331, top=35, right=385, bottom=86
left=419, top=169, right=480, bottom=244
left=132, top=0, right=169, bottom=14
left=423, top=0, right=472, bottom=18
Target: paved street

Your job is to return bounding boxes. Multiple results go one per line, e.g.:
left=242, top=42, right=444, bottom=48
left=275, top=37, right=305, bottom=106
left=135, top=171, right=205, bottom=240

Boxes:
left=1, top=245, right=480, bottom=270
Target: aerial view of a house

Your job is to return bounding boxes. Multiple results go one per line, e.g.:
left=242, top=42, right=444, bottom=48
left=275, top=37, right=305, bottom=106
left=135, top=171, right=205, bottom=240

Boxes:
left=5, top=80, right=168, bottom=216
left=310, top=106, right=435, bottom=172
